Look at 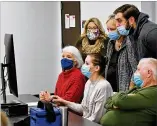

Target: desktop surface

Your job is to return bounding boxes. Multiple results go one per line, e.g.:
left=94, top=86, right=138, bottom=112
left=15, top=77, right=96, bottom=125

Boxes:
left=5, top=94, right=101, bottom=126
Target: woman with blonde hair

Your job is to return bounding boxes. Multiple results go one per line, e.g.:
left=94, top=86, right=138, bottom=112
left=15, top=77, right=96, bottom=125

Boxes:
left=75, top=17, right=109, bottom=61
left=105, top=14, right=137, bottom=91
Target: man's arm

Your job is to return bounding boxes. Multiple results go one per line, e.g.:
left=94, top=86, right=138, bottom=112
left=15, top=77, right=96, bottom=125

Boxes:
left=112, top=89, right=157, bottom=110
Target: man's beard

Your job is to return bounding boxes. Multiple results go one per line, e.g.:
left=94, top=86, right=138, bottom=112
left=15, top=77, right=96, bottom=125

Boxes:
left=126, top=21, right=134, bottom=35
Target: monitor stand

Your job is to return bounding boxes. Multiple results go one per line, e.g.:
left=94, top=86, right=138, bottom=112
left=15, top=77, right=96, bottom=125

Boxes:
left=1, top=63, right=28, bottom=116
left=1, top=63, right=8, bottom=104
left=1, top=63, right=21, bottom=106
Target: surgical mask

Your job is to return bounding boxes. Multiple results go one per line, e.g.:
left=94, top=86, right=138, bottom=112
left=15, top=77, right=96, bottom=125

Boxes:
left=117, top=25, right=130, bottom=36
left=108, top=31, right=120, bottom=40
left=81, top=64, right=91, bottom=78
left=61, top=58, right=73, bottom=70
left=132, top=73, right=144, bottom=87
left=87, top=30, right=99, bottom=40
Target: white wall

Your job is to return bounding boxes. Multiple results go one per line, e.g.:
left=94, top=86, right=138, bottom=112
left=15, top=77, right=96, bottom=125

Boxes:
left=80, top=1, right=141, bottom=33
left=0, top=2, right=62, bottom=95
left=0, top=1, right=1, bottom=79
left=155, top=2, right=157, bottom=23
left=141, top=1, right=156, bottom=23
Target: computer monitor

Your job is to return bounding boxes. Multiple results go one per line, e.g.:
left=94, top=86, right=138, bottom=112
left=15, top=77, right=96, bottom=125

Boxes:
left=1, top=34, right=19, bottom=104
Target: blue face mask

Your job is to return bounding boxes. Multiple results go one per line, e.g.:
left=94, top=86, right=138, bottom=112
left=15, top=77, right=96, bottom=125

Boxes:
left=81, top=64, right=91, bottom=78
left=117, top=25, right=130, bottom=36
left=108, top=31, right=120, bottom=40
left=132, top=73, right=144, bottom=87
left=61, top=58, right=73, bottom=70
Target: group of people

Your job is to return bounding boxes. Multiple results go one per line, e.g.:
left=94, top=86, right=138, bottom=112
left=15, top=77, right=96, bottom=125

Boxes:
left=39, top=4, right=157, bottom=126
left=1, top=4, right=157, bottom=126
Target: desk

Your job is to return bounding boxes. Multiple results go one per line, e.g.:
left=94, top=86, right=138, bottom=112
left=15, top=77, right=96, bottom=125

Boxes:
left=68, top=112, right=101, bottom=126
left=5, top=94, right=101, bottom=126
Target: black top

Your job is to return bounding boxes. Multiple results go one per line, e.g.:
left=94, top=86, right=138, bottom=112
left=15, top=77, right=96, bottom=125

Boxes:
left=107, top=47, right=119, bottom=92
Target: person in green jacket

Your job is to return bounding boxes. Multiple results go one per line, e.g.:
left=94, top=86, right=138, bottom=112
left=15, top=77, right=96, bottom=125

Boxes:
left=100, top=58, right=157, bottom=126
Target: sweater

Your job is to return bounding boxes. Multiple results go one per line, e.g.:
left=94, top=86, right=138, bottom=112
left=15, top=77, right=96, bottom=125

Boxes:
left=67, top=79, right=113, bottom=123
left=54, top=68, right=86, bottom=103
left=105, top=37, right=138, bottom=91
left=100, top=86, right=157, bottom=126
left=75, top=37, right=109, bottom=61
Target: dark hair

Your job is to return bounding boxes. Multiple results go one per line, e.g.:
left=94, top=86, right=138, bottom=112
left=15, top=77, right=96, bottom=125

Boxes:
left=89, top=53, right=107, bottom=75
left=114, top=4, right=140, bottom=20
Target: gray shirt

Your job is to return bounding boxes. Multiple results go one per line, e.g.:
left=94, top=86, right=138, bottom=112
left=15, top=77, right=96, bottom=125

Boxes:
left=67, top=79, right=113, bottom=123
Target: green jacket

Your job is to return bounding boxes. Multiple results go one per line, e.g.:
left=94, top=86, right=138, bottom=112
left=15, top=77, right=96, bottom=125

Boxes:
left=100, top=86, right=157, bottom=126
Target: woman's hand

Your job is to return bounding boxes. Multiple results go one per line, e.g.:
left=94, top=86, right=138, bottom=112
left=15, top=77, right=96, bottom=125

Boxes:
left=39, top=91, right=51, bottom=102
left=51, top=95, right=67, bottom=105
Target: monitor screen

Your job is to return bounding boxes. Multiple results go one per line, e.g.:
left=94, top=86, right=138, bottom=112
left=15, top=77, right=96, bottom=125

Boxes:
left=4, top=34, right=18, bottom=97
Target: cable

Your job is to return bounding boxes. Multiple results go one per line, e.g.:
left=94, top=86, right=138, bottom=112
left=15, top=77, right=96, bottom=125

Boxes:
left=0, top=56, right=8, bottom=95
left=4, top=55, right=8, bottom=77
left=4, top=55, right=6, bottom=64
left=0, top=55, right=8, bottom=96
left=0, top=55, right=8, bottom=78
left=0, top=79, right=8, bottom=95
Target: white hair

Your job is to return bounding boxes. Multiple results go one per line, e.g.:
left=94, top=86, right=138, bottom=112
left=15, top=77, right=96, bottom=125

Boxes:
left=140, top=58, right=157, bottom=80
left=62, top=46, right=83, bottom=68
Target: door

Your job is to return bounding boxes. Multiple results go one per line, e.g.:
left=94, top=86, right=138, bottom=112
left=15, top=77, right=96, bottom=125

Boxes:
left=61, top=1, right=81, bottom=48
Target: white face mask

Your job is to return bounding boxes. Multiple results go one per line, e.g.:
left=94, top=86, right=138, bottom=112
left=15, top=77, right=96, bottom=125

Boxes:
left=87, top=29, right=99, bottom=40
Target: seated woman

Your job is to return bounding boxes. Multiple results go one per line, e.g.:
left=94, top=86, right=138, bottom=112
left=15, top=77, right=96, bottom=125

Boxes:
left=51, top=54, right=113, bottom=123
left=40, top=46, right=86, bottom=103
left=75, top=17, right=109, bottom=61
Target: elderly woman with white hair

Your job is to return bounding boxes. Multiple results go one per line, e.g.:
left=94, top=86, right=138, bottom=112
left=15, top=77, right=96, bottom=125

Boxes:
left=40, top=46, right=86, bottom=103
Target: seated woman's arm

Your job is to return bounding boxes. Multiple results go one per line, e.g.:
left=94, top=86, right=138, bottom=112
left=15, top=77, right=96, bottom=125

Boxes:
left=55, top=73, right=85, bottom=103
left=52, top=95, right=83, bottom=114
left=86, top=87, right=113, bottom=123
left=61, top=75, right=85, bottom=102
left=67, top=102, right=83, bottom=114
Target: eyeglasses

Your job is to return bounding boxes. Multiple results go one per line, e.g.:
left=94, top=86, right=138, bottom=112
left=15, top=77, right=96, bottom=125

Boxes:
left=87, top=27, right=98, bottom=31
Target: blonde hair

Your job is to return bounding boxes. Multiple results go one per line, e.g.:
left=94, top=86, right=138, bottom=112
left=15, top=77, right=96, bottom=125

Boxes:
left=106, top=14, right=115, bottom=24
left=81, top=17, right=107, bottom=39
left=140, top=58, right=157, bottom=80
left=1, top=111, right=9, bottom=126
